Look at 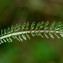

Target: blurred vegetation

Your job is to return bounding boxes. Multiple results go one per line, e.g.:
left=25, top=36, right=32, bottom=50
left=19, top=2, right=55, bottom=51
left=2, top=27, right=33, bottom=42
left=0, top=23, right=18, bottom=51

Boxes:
left=0, top=0, right=63, bottom=63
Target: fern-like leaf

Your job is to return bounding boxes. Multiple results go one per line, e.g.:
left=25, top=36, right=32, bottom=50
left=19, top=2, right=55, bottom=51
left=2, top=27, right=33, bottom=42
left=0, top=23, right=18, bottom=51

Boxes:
left=0, top=21, right=63, bottom=44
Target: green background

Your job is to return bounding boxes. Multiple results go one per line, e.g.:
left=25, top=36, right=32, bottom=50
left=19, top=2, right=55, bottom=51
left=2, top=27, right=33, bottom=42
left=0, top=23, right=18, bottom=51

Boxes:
left=0, top=0, right=63, bottom=63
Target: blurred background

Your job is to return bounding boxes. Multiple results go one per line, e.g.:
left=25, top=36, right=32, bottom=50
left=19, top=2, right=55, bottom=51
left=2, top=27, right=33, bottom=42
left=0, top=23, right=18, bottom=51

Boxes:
left=0, top=0, right=63, bottom=63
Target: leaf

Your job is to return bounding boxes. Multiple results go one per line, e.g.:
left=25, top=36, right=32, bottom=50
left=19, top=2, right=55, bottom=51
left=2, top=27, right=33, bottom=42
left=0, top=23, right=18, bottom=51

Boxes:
left=22, top=34, right=27, bottom=40
left=22, top=22, right=26, bottom=31
left=44, top=21, right=49, bottom=38
left=26, top=34, right=30, bottom=39
left=30, top=22, right=35, bottom=30
left=26, top=22, right=29, bottom=30
left=49, top=33, right=54, bottom=39
left=0, top=21, right=63, bottom=44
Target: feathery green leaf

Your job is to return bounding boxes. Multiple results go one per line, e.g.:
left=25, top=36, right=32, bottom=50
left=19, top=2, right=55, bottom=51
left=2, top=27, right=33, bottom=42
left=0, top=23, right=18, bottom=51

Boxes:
left=0, top=21, right=63, bottom=44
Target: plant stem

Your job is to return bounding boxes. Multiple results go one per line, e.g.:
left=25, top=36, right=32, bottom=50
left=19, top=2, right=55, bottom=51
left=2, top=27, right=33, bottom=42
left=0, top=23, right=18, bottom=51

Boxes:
left=0, top=30, right=63, bottom=40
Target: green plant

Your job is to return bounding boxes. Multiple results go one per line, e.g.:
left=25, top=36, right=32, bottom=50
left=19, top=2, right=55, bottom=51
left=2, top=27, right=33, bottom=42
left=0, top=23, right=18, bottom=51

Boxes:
left=0, top=21, right=63, bottom=44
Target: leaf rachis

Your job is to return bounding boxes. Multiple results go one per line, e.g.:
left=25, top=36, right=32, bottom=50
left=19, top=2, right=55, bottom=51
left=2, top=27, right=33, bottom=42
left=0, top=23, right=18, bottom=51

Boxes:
left=0, top=21, right=63, bottom=44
